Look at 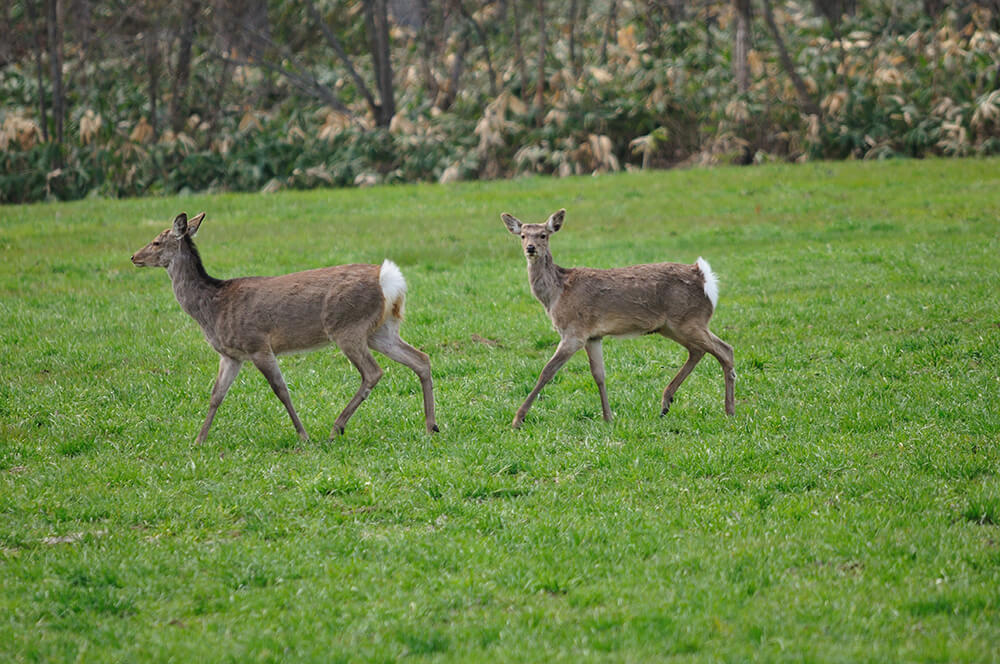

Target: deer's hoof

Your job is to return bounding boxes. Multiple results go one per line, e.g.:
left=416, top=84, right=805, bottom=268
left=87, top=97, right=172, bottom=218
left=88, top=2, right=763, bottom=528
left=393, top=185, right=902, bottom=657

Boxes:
left=661, top=396, right=673, bottom=416
left=430, top=424, right=440, bottom=433
left=331, top=425, right=346, bottom=438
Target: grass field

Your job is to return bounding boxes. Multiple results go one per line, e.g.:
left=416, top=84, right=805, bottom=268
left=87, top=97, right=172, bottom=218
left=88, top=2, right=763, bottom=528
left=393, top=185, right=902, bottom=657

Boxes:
left=1, top=158, right=999, bottom=662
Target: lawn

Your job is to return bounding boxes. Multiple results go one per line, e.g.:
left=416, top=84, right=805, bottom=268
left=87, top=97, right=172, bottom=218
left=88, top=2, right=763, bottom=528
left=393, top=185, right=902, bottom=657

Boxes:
left=1, top=158, right=998, bottom=662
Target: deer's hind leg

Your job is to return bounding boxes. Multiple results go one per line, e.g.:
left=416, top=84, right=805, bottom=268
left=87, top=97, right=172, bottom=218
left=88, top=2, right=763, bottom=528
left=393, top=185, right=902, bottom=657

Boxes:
left=369, top=322, right=438, bottom=433
left=331, top=333, right=383, bottom=437
left=706, top=331, right=736, bottom=415
left=659, top=323, right=735, bottom=416
left=660, top=346, right=705, bottom=416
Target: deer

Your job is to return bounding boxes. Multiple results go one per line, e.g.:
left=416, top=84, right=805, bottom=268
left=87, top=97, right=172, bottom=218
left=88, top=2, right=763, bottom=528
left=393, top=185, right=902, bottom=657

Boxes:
left=131, top=212, right=438, bottom=443
left=501, top=208, right=735, bottom=429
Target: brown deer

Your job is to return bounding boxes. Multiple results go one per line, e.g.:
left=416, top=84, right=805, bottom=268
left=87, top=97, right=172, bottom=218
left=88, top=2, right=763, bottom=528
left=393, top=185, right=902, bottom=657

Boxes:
left=501, top=209, right=735, bottom=428
left=131, top=212, right=438, bottom=443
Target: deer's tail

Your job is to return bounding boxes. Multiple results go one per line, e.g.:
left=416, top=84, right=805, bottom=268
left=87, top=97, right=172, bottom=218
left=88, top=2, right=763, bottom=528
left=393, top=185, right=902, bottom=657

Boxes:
left=696, top=257, right=719, bottom=310
left=379, top=259, right=407, bottom=321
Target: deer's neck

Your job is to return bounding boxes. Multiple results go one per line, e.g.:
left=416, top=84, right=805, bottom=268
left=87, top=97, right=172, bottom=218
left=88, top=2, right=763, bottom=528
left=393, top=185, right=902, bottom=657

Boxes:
left=527, top=253, right=565, bottom=311
left=167, top=238, right=223, bottom=327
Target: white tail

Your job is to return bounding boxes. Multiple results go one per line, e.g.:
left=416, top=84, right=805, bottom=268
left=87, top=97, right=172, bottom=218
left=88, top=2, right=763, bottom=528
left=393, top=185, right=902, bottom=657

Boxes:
left=379, top=259, right=407, bottom=320
left=502, top=209, right=735, bottom=428
left=131, top=213, right=438, bottom=443
left=696, top=257, right=718, bottom=309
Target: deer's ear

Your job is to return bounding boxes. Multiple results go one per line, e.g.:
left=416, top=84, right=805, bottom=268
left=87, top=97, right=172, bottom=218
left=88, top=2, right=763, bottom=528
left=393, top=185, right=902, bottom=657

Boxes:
left=171, top=213, right=188, bottom=238
left=546, top=209, right=566, bottom=233
left=186, top=212, right=206, bottom=237
left=501, top=213, right=522, bottom=235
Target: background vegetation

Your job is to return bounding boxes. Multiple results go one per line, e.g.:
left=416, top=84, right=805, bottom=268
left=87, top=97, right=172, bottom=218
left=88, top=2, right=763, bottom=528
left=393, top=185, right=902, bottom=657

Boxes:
left=2, top=0, right=1000, bottom=203
left=1, top=159, right=998, bottom=661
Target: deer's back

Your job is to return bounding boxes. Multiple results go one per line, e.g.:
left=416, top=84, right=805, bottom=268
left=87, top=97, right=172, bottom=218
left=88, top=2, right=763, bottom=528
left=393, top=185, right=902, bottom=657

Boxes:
left=552, top=262, right=712, bottom=338
left=211, top=263, right=384, bottom=356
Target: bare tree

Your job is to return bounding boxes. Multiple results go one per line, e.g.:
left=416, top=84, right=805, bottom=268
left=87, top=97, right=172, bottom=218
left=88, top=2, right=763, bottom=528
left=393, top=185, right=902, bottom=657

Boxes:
left=298, top=0, right=396, bottom=126
left=761, top=0, right=821, bottom=117
left=417, top=0, right=441, bottom=103
left=362, top=0, right=396, bottom=126
left=567, top=0, right=579, bottom=77
left=46, top=0, right=66, bottom=159
left=144, top=24, right=161, bottom=141
left=733, top=0, right=751, bottom=94
left=169, top=0, right=201, bottom=132
left=535, top=0, right=545, bottom=123
left=600, top=0, right=618, bottom=65
left=25, top=0, right=50, bottom=142
left=511, top=0, right=530, bottom=96
left=922, top=0, right=946, bottom=17
left=454, top=0, right=498, bottom=97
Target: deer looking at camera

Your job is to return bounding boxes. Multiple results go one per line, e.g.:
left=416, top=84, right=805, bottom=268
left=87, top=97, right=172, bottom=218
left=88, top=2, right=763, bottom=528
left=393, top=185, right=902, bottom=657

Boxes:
left=131, top=212, right=438, bottom=443
left=501, top=209, right=735, bottom=428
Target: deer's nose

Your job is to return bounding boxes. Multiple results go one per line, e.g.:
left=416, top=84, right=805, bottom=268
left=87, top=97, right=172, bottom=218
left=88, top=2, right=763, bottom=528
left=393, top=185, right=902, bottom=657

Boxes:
left=526, top=245, right=536, bottom=254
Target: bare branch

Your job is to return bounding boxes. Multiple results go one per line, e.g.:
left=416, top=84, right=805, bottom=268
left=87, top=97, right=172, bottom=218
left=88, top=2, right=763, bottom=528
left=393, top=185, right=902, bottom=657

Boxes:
left=454, top=0, right=498, bottom=97
left=303, top=0, right=379, bottom=114
left=209, top=50, right=351, bottom=115
left=761, top=0, right=822, bottom=117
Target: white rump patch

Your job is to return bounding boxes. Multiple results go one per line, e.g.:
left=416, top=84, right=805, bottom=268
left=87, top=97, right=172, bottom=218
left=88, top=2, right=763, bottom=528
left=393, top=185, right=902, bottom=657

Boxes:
left=696, top=257, right=719, bottom=309
left=379, top=259, right=407, bottom=318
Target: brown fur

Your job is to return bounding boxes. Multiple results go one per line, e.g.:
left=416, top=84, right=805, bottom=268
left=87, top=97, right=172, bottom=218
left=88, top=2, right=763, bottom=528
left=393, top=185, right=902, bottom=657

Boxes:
left=132, top=212, right=438, bottom=442
left=502, top=208, right=735, bottom=428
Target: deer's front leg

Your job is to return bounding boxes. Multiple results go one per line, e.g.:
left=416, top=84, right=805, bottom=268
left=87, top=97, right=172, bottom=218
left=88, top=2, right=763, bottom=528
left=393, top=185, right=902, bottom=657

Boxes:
left=251, top=352, right=309, bottom=441
left=585, top=338, right=612, bottom=421
left=512, top=337, right=584, bottom=429
left=197, top=354, right=242, bottom=444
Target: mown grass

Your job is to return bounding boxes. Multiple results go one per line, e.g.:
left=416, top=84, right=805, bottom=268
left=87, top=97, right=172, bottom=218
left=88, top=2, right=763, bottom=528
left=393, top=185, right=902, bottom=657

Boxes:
left=1, top=159, right=998, bottom=662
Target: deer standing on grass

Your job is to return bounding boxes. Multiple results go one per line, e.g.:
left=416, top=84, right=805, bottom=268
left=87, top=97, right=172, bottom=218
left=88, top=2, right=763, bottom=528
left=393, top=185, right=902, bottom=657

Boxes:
left=131, top=212, right=438, bottom=443
left=501, top=209, right=735, bottom=428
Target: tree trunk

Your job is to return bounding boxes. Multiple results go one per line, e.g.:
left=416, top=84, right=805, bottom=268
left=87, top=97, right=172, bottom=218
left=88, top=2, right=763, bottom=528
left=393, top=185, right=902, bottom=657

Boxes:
left=761, top=0, right=821, bottom=117
left=170, top=0, right=200, bottom=133
left=733, top=0, right=753, bottom=165
left=26, top=0, right=49, bottom=142
left=439, top=36, right=469, bottom=111
left=512, top=0, right=530, bottom=96
left=733, top=0, right=751, bottom=94
left=600, top=0, right=617, bottom=65
left=922, top=0, right=945, bottom=18
left=46, top=0, right=65, bottom=159
left=568, top=0, right=579, bottom=78
left=145, top=27, right=160, bottom=141
left=305, top=0, right=378, bottom=115
left=456, top=0, right=498, bottom=97
left=535, top=0, right=545, bottom=124
left=417, top=0, right=440, bottom=103
left=363, top=0, right=395, bottom=127
left=208, top=57, right=232, bottom=136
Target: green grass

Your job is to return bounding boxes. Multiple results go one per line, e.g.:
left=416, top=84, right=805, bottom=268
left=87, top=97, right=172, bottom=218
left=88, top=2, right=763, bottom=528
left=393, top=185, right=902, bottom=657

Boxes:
left=2, top=159, right=999, bottom=662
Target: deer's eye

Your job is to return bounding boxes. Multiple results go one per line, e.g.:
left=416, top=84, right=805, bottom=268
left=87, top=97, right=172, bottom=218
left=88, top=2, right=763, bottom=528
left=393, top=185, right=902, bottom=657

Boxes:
left=520, top=234, right=525, bottom=239
left=540, top=234, right=547, bottom=239
left=152, top=241, right=161, bottom=246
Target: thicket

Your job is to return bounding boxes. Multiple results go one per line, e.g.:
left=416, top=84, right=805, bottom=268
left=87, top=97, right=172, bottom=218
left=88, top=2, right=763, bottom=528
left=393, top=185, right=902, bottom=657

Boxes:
left=1, top=1, right=999, bottom=204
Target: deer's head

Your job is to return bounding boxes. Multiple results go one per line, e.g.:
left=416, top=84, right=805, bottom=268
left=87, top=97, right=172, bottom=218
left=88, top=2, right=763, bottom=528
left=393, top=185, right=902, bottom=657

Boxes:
left=501, top=209, right=565, bottom=262
left=131, top=212, right=206, bottom=268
